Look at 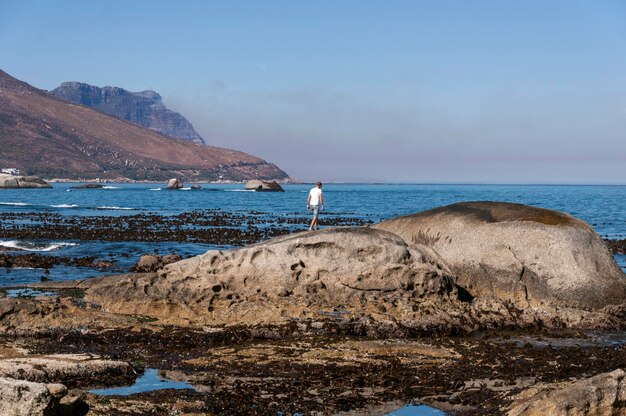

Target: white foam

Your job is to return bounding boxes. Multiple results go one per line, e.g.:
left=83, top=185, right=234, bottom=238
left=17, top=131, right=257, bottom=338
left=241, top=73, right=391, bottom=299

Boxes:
left=102, top=186, right=119, bottom=189
left=0, top=202, right=31, bottom=206
left=149, top=188, right=162, bottom=191
left=180, top=187, right=192, bottom=191
left=225, top=189, right=255, bottom=192
left=0, top=240, right=79, bottom=252
left=50, top=204, right=78, bottom=208
left=96, top=206, right=135, bottom=210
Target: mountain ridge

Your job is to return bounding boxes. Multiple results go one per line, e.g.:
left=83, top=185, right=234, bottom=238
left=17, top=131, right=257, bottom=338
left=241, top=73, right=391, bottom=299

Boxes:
left=0, top=70, right=289, bottom=182
left=51, top=81, right=205, bottom=145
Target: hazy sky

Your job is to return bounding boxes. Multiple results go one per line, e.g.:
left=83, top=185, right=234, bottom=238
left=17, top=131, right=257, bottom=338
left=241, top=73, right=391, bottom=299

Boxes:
left=1, top=0, right=625, bottom=183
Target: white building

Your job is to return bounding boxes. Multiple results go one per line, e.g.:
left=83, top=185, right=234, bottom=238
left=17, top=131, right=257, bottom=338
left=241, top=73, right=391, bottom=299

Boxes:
left=1, top=168, right=20, bottom=175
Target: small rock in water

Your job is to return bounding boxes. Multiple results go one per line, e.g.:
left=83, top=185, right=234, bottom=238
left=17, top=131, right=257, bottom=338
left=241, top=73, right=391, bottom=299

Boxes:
left=167, top=178, right=184, bottom=189
left=69, top=184, right=104, bottom=189
left=244, top=180, right=284, bottom=192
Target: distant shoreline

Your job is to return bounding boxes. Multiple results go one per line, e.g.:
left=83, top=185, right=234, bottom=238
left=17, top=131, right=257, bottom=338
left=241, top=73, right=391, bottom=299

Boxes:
left=45, top=178, right=297, bottom=185
left=43, top=179, right=626, bottom=186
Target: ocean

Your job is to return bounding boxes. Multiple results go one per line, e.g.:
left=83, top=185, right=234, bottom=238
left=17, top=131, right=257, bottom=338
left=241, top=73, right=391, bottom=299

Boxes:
left=0, top=183, right=624, bottom=287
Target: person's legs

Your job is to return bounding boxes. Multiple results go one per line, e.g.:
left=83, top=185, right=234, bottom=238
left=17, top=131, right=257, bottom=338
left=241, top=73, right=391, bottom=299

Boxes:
left=309, top=205, right=319, bottom=230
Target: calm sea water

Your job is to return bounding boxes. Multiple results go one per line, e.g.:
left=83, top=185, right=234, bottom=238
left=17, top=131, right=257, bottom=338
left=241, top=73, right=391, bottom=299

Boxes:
left=0, top=183, right=624, bottom=286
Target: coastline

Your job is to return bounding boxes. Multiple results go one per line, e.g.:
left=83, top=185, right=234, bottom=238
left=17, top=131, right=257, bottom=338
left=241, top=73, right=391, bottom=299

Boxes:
left=45, top=178, right=296, bottom=184
left=43, top=178, right=626, bottom=186
left=0, top=186, right=623, bottom=415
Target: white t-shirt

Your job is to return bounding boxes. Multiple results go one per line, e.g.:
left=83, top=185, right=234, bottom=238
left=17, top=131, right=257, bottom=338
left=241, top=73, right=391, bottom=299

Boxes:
left=309, top=187, right=322, bottom=205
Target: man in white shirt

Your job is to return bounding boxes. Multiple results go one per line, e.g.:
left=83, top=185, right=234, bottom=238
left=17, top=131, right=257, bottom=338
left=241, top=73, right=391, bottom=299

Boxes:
left=306, top=181, right=324, bottom=231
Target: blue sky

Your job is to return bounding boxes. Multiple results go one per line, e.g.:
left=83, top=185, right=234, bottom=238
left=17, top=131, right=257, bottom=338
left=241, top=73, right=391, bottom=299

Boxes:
left=1, top=0, right=625, bottom=183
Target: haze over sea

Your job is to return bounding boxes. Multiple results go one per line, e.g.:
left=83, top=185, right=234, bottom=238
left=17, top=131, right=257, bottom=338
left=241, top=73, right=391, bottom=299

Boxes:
left=0, top=183, right=624, bottom=287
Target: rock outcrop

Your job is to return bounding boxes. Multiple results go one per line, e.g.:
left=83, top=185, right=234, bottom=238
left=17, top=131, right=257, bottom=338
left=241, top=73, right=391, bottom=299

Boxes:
left=84, top=227, right=460, bottom=327
left=244, top=180, right=285, bottom=192
left=374, top=202, right=626, bottom=311
left=0, top=354, right=135, bottom=386
left=131, top=253, right=182, bottom=272
left=12, top=202, right=624, bottom=332
left=0, top=345, right=114, bottom=415
left=0, top=173, right=51, bottom=188
left=506, top=369, right=626, bottom=416
left=51, top=82, right=206, bottom=145
left=167, top=178, right=184, bottom=189
left=69, top=183, right=104, bottom=189
left=0, top=378, right=68, bottom=416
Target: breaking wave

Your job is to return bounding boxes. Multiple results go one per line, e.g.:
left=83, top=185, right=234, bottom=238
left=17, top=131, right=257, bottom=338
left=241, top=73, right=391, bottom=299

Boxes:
left=50, top=204, right=78, bottom=208
left=0, top=240, right=79, bottom=252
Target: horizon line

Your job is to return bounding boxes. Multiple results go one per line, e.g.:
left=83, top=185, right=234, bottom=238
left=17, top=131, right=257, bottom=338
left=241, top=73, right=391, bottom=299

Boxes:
left=295, top=181, right=626, bottom=186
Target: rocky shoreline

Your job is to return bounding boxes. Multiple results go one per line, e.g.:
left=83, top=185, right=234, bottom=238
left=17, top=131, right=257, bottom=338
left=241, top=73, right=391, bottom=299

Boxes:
left=0, top=202, right=624, bottom=415
left=0, top=253, right=114, bottom=271
left=0, top=313, right=624, bottom=415
left=0, top=210, right=371, bottom=246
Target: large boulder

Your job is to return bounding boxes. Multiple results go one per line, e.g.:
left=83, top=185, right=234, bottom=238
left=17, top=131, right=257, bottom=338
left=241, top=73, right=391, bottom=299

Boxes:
left=374, top=201, right=626, bottom=310
left=244, top=180, right=284, bottom=192
left=84, top=227, right=459, bottom=328
left=0, top=173, right=51, bottom=188
left=166, top=178, right=183, bottom=189
left=0, top=377, right=66, bottom=416
left=506, top=369, right=626, bottom=416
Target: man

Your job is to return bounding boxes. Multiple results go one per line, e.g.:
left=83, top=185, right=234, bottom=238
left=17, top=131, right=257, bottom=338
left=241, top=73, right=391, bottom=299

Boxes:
left=306, top=181, right=324, bottom=231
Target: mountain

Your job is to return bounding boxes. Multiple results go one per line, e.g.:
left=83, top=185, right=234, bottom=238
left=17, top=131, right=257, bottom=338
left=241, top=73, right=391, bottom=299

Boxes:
left=0, top=70, right=289, bottom=181
left=51, top=82, right=205, bottom=145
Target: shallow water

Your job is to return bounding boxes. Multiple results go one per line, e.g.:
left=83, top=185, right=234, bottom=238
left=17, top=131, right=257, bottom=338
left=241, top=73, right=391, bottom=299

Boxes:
left=90, top=367, right=447, bottom=415
left=493, top=331, right=626, bottom=349
left=386, top=404, right=447, bottom=415
left=0, top=183, right=624, bottom=286
left=0, top=240, right=219, bottom=286
left=88, top=368, right=195, bottom=396
left=5, top=288, right=55, bottom=297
